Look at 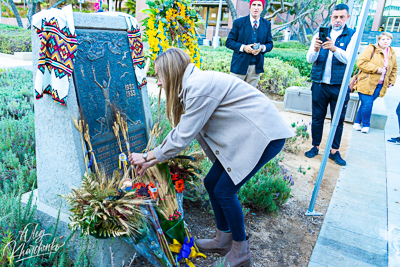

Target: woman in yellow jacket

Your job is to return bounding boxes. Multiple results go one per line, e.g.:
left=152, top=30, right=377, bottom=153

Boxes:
left=353, top=32, right=397, bottom=133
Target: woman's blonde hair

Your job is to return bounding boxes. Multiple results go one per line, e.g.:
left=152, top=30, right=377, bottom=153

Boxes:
left=378, top=32, right=393, bottom=40
left=154, top=48, right=191, bottom=127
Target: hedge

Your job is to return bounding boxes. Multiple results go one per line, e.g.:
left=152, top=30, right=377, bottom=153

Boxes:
left=0, top=23, right=32, bottom=54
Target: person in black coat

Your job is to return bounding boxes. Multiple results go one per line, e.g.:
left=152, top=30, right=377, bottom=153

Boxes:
left=225, top=0, right=273, bottom=87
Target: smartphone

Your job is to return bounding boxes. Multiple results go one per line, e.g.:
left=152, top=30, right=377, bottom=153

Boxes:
left=319, top=27, right=329, bottom=43
left=253, top=43, right=260, bottom=50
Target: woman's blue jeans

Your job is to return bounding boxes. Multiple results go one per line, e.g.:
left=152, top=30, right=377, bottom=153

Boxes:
left=355, top=84, right=383, bottom=127
left=397, top=102, right=400, bottom=133
left=203, top=138, right=285, bottom=242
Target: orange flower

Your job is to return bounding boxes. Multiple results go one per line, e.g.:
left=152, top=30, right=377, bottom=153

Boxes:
left=174, top=179, right=185, bottom=193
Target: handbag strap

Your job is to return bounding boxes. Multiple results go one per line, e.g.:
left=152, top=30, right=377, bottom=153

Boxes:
left=353, top=46, right=376, bottom=76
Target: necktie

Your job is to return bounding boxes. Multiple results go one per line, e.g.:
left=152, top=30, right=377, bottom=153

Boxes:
left=253, top=21, right=258, bottom=29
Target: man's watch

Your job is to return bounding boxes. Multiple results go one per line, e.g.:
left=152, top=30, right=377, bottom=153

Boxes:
left=142, top=151, right=148, bottom=162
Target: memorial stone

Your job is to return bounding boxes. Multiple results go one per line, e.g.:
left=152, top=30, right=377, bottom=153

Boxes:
left=73, top=27, right=148, bottom=175
left=23, top=12, right=153, bottom=266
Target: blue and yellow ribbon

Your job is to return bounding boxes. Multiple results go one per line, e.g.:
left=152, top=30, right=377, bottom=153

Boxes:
left=169, top=238, right=206, bottom=267
left=119, top=153, right=129, bottom=169
left=85, top=150, right=94, bottom=168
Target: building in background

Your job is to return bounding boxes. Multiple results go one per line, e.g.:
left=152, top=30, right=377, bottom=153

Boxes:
left=357, top=0, right=400, bottom=46
left=192, top=0, right=249, bottom=41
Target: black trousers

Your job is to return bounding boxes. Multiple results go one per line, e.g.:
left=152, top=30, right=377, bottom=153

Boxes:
left=311, top=82, right=350, bottom=150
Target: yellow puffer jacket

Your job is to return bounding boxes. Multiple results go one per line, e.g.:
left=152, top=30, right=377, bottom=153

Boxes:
left=354, top=44, right=397, bottom=97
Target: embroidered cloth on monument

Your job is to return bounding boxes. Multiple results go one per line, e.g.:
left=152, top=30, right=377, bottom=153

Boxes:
left=93, top=12, right=147, bottom=90
left=33, top=5, right=77, bottom=106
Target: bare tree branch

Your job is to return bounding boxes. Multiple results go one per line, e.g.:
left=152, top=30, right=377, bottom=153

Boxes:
left=264, top=0, right=285, bottom=20
left=272, top=9, right=314, bottom=34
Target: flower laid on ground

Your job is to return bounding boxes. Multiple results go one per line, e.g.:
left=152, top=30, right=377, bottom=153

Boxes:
left=142, top=0, right=202, bottom=68
left=61, top=171, right=150, bottom=238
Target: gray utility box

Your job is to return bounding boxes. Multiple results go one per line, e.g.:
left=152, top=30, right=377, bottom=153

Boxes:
left=283, top=86, right=360, bottom=123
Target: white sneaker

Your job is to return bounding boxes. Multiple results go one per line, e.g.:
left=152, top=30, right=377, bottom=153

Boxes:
left=353, top=123, right=362, bottom=131
left=361, top=127, right=370, bottom=133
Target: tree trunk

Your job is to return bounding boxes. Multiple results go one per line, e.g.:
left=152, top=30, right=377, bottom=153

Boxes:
left=119, top=0, right=122, bottom=12
left=8, top=0, right=24, bottom=28
left=27, top=0, right=39, bottom=29
left=299, top=19, right=309, bottom=45
left=225, top=0, right=237, bottom=21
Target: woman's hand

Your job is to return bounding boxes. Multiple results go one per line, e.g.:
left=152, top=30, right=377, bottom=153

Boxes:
left=376, top=67, right=384, bottom=74
left=388, top=83, right=394, bottom=87
left=135, top=160, right=157, bottom=176
left=128, top=153, right=146, bottom=165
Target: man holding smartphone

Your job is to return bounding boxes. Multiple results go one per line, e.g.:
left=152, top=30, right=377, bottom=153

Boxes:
left=226, top=0, right=273, bottom=87
left=305, top=3, right=356, bottom=166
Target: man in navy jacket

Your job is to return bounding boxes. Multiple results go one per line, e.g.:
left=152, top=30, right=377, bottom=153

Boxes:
left=305, top=4, right=356, bottom=166
left=225, top=0, right=273, bottom=87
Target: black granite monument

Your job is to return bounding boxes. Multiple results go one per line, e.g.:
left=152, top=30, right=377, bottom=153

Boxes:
left=73, top=29, right=148, bottom=175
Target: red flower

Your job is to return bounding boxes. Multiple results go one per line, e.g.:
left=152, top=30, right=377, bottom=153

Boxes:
left=174, top=179, right=185, bottom=193
left=133, top=182, right=146, bottom=190
left=171, top=173, right=179, bottom=181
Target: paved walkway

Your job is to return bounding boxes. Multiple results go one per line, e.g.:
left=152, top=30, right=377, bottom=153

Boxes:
left=309, top=80, right=400, bottom=267
left=0, top=54, right=33, bottom=69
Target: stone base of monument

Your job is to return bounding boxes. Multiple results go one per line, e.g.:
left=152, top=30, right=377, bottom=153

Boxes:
left=21, top=189, right=136, bottom=266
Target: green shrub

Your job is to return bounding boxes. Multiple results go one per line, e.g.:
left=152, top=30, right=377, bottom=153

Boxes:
left=200, top=46, right=232, bottom=73
left=265, top=48, right=311, bottom=78
left=273, top=41, right=308, bottom=50
left=0, top=24, right=32, bottom=54
left=0, top=68, right=36, bottom=193
left=200, top=46, right=308, bottom=95
left=237, top=154, right=293, bottom=213
left=258, top=58, right=308, bottom=95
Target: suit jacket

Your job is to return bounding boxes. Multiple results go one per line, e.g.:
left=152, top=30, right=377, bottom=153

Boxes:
left=225, top=15, right=273, bottom=75
left=153, top=64, right=294, bottom=185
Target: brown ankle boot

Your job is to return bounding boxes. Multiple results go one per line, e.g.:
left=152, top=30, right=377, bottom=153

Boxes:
left=211, top=236, right=251, bottom=267
left=195, top=230, right=233, bottom=256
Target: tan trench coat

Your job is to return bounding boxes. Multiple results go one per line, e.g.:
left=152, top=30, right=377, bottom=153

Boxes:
left=153, top=64, right=294, bottom=185
left=354, top=44, right=397, bottom=97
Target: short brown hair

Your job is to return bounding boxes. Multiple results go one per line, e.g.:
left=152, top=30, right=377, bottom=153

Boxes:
left=378, top=32, right=393, bottom=40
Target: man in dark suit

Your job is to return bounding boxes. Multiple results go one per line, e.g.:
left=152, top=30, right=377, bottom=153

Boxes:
left=225, top=0, right=273, bottom=87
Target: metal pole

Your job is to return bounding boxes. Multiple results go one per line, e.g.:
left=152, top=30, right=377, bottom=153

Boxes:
left=79, top=3, right=82, bottom=11
left=305, top=0, right=372, bottom=216
left=347, top=0, right=355, bottom=27
left=213, top=0, right=223, bottom=48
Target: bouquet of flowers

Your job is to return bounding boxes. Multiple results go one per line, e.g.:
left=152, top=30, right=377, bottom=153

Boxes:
left=64, top=115, right=206, bottom=266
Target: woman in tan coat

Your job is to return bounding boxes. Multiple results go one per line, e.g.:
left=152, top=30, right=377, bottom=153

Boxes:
left=128, top=48, right=294, bottom=267
left=353, top=32, right=397, bottom=133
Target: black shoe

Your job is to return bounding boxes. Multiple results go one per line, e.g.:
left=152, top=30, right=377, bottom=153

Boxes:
left=388, top=136, right=400, bottom=144
left=305, top=146, right=319, bottom=158
left=329, top=151, right=346, bottom=166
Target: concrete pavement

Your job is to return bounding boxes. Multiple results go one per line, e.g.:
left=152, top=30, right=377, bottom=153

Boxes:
left=309, top=79, right=400, bottom=267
